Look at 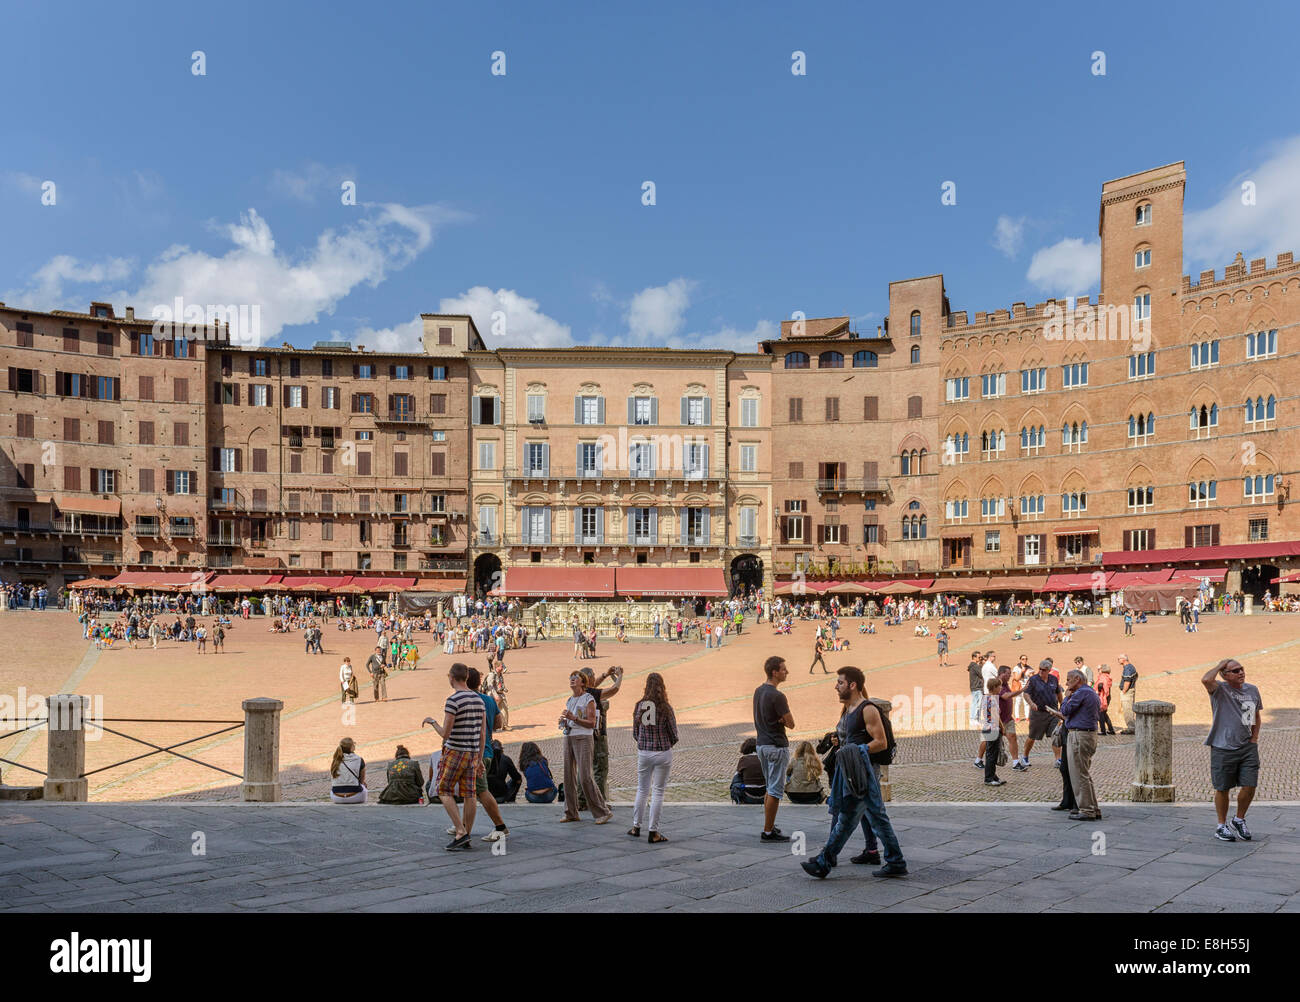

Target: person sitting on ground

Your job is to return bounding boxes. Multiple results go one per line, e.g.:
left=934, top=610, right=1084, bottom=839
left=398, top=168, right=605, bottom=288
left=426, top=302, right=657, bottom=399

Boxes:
left=378, top=744, right=425, bottom=804
left=518, top=741, right=558, bottom=803
left=785, top=740, right=828, bottom=804
left=486, top=739, right=522, bottom=803
left=329, top=737, right=367, bottom=804
left=730, top=737, right=768, bottom=804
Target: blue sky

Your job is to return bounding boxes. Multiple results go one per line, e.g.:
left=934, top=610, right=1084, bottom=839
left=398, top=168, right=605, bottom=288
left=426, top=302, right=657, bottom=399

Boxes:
left=4, top=0, right=1300, bottom=352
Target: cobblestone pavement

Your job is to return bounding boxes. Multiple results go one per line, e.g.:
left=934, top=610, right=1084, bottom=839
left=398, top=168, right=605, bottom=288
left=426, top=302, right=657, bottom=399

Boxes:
left=3, top=610, right=1299, bottom=803
left=1, top=801, right=1298, bottom=912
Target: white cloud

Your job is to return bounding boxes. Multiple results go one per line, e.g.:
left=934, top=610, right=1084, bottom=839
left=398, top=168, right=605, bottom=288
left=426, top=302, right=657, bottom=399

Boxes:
left=112, top=202, right=465, bottom=344
left=270, top=163, right=355, bottom=203
left=1185, top=136, right=1300, bottom=268
left=1025, top=237, right=1100, bottom=294
left=992, top=215, right=1027, bottom=258
left=438, top=286, right=573, bottom=348
left=346, top=316, right=424, bottom=353
left=3, top=255, right=133, bottom=308
left=625, top=278, right=696, bottom=343
left=1, top=171, right=44, bottom=195
left=685, top=319, right=777, bottom=352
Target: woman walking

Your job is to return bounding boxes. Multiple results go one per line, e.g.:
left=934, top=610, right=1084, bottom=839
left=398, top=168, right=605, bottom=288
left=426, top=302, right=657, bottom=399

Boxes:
left=629, top=672, right=678, bottom=843
left=339, top=657, right=357, bottom=705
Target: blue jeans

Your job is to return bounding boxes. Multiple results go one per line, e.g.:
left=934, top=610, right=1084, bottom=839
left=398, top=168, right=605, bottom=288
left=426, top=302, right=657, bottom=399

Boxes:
left=815, top=746, right=904, bottom=869
left=524, top=788, right=557, bottom=804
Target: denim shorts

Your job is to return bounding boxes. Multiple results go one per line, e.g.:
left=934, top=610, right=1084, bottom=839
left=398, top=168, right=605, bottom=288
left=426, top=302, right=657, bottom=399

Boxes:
left=755, top=744, right=790, bottom=799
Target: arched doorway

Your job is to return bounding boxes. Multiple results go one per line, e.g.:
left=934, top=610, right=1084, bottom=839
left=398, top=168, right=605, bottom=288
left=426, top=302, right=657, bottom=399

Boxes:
left=474, top=553, right=503, bottom=598
left=1240, top=564, right=1279, bottom=601
left=731, top=554, right=764, bottom=596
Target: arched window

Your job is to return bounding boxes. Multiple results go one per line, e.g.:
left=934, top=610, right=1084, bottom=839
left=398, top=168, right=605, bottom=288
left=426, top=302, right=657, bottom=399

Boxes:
left=1246, top=398, right=1255, bottom=422
left=1136, top=203, right=1151, bottom=225
left=818, top=351, right=844, bottom=369
left=918, top=515, right=927, bottom=539
left=785, top=351, right=809, bottom=369
left=852, top=350, right=878, bottom=368
left=910, top=311, right=921, bottom=337
left=901, top=516, right=911, bottom=540
left=900, top=451, right=910, bottom=476
left=910, top=345, right=921, bottom=364
left=1267, top=395, right=1276, bottom=419
left=917, top=448, right=926, bottom=474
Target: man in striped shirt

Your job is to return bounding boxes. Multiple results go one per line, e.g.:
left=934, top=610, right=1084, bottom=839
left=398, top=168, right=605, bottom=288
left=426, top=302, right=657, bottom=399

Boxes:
left=423, top=662, right=486, bottom=851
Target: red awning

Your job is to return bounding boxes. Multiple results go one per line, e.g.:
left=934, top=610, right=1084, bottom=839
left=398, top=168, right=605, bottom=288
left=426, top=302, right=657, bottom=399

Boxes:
left=56, top=495, right=122, bottom=516
left=1107, top=569, right=1174, bottom=589
left=1052, top=525, right=1099, bottom=536
left=408, top=578, right=467, bottom=593
left=615, top=567, right=729, bottom=597
left=1170, top=567, right=1227, bottom=583
left=349, top=576, right=417, bottom=592
left=207, top=573, right=284, bottom=591
left=924, top=577, right=991, bottom=594
left=493, top=566, right=616, bottom=598
left=107, top=571, right=212, bottom=590
left=280, top=575, right=354, bottom=591
left=1043, top=571, right=1105, bottom=592
left=985, top=575, right=1049, bottom=592
left=1103, top=540, right=1300, bottom=566
left=1271, top=570, right=1300, bottom=584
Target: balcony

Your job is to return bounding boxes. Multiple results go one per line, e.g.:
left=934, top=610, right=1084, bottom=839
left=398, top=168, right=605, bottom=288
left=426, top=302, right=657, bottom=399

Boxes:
left=498, top=531, right=719, bottom=548
left=209, top=491, right=246, bottom=512
left=505, top=466, right=726, bottom=485
left=815, top=477, right=891, bottom=496
left=134, top=525, right=161, bottom=538
left=374, top=410, right=422, bottom=425
left=207, top=534, right=241, bottom=546
left=737, top=535, right=760, bottom=547
left=0, top=521, right=54, bottom=534
left=53, top=518, right=123, bottom=537
left=419, top=558, right=467, bottom=572
left=169, top=524, right=198, bottom=538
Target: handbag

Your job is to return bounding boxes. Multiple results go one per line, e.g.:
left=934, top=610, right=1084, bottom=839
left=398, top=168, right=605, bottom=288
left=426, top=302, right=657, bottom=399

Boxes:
left=345, top=674, right=359, bottom=698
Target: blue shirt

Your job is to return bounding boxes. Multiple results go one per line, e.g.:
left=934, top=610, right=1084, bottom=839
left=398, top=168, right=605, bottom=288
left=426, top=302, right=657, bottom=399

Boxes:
left=523, top=760, right=554, bottom=791
left=1060, top=685, right=1101, bottom=731
left=1024, top=673, right=1061, bottom=712
left=478, top=692, right=497, bottom=758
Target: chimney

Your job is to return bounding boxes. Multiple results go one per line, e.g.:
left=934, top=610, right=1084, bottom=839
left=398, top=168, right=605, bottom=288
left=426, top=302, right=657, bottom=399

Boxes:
left=124, top=306, right=135, bottom=321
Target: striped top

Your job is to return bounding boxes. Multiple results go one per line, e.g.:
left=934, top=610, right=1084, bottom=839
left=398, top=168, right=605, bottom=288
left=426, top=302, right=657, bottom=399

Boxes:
left=443, top=689, right=486, bottom=752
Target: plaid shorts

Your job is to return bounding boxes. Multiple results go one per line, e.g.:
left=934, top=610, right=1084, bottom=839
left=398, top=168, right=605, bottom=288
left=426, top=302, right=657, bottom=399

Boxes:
left=436, top=748, right=479, bottom=798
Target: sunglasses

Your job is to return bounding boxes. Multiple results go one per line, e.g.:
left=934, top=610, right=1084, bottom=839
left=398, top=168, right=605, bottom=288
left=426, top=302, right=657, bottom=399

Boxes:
left=1223, top=667, right=1245, bottom=675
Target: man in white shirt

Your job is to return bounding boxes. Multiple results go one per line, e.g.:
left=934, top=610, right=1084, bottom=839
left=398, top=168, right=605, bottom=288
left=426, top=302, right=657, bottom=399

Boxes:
left=976, top=651, right=1000, bottom=766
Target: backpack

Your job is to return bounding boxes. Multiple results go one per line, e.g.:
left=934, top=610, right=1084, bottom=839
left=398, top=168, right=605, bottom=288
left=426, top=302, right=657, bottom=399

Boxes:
left=868, top=701, right=898, bottom=766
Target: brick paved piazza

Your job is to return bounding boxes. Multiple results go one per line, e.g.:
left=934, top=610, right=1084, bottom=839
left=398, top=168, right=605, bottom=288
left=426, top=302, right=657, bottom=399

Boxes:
left=1, top=608, right=1298, bottom=803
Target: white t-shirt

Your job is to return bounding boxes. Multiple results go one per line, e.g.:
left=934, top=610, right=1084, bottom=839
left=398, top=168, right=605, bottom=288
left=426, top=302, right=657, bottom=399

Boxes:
left=332, top=752, right=365, bottom=790
left=564, top=692, right=595, bottom=736
left=982, top=659, right=998, bottom=685
left=339, top=663, right=354, bottom=684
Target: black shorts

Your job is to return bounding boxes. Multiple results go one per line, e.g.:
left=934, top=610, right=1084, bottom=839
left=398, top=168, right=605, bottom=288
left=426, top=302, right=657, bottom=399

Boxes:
left=1027, top=711, right=1055, bottom=741
left=1210, top=744, right=1260, bottom=791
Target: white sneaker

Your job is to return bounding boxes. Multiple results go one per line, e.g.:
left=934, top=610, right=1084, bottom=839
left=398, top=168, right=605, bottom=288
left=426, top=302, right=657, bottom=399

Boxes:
left=445, top=826, right=458, bottom=836
left=482, top=829, right=508, bottom=842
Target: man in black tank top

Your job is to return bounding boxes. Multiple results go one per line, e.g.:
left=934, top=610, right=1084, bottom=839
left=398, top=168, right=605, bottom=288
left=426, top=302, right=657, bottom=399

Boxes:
left=802, top=666, right=908, bottom=879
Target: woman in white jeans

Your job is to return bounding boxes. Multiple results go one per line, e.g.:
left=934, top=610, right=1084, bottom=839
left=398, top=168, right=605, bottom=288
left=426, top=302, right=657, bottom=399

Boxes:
left=628, top=672, right=678, bottom=843
left=329, top=736, right=368, bottom=804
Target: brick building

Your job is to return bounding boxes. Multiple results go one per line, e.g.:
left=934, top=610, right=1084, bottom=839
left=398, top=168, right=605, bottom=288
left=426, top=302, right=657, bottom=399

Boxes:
left=3, top=161, right=1298, bottom=599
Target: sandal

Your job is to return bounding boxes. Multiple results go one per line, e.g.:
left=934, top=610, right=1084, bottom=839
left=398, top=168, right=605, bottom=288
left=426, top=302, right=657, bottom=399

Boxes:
left=648, top=832, right=669, bottom=844
left=627, top=826, right=641, bottom=838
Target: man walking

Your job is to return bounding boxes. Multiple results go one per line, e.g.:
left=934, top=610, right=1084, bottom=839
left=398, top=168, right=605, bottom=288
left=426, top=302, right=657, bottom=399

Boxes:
left=997, top=665, right=1022, bottom=769
left=422, top=662, right=486, bottom=851
left=447, top=667, right=509, bottom=843
left=1117, top=655, right=1138, bottom=733
left=367, top=645, right=388, bottom=702
left=1017, top=659, right=1061, bottom=769
left=1202, top=658, right=1262, bottom=842
left=1049, top=669, right=1102, bottom=820
left=809, top=633, right=829, bottom=674
left=801, top=666, right=907, bottom=878
left=753, top=656, right=794, bottom=842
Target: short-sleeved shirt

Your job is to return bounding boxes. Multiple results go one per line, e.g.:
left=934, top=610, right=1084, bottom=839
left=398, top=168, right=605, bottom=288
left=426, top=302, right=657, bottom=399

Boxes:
left=478, top=691, right=498, bottom=758
left=585, top=686, right=611, bottom=737
left=753, top=683, right=791, bottom=748
left=737, top=753, right=765, bottom=786
left=443, top=689, right=486, bottom=752
left=1024, top=673, right=1061, bottom=712
left=1205, top=682, right=1262, bottom=750
left=1120, top=663, right=1138, bottom=693
left=564, top=691, right=596, bottom=737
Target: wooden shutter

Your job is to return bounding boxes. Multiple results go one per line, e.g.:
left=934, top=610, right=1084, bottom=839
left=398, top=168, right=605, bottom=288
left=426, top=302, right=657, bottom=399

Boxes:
left=1185, top=526, right=1193, bottom=547
left=541, top=443, right=550, bottom=478
left=790, top=461, right=803, bottom=479
left=593, top=397, right=602, bottom=425
left=393, top=452, right=408, bottom=477
left=165, top=470, right=175, bottom=495
left=283, top=385, right=290, bottom=408
left=627, top=397, right=635, bottom=424
left=213, top=381, right=222, bottom=404
left=253, top=449, right=267, bottom=473
left=64, top=466, right=80, bottom=491
left=596, top=507, right=605, bottom=544
left=1017, top=535, right=1025, bottom=564
left=233, top=384, right=240, bottom=406
left=302, top=387, right=309, bottom=408
left=357, top=452, right=371, bottom=476
left=864, top=396, right=878, bottom=421
left=235, top=449, right=242, bottom=472
left=430, top=452, right=445, bottom=476
left=864, top=461, right=877, bottom=482
left=702, top=398, right=711, bottom=425
left=139, top=468, right=153, bottom=494
left=1149, top=530, right=1155, bottom=550
left=211, top=447, right=220, bottom=471
left=1211, top=524, right=1220, bottom=547
left=1122, top=530, right=1130, bottom=551
left=680, top=397, right=689, bottom=425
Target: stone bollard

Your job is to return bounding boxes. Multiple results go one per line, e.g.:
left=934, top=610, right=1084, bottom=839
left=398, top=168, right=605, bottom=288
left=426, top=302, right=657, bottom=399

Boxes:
left=1130, top=699, right=1175, bottom=802
left=44, top=694, right=90, bottom=802
left=241, top=698, right=283, bottom=802
left=976, top=599, right=984, bottom=620
left=1244, top=595, right=1254, bottom=615
left=869, top=697, right=892, bottom=802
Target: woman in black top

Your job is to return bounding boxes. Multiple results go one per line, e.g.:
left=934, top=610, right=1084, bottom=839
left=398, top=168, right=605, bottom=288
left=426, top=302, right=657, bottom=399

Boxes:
left=486, top=740, right=522, bottom=802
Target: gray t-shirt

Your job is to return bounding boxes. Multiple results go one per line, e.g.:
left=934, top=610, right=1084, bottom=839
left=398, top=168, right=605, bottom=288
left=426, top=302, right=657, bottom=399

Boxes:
left=1205, top=681, right=1262, bottom=750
